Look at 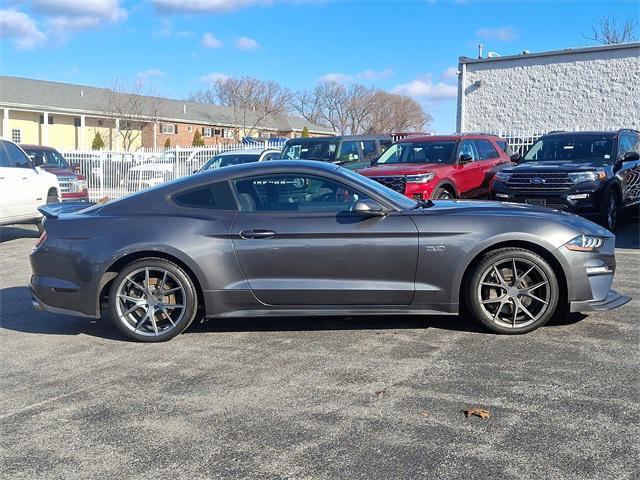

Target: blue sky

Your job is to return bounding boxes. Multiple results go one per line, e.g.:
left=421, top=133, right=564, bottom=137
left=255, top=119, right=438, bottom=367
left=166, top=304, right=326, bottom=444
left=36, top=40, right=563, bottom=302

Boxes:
left=1, top=0, right=638, bottom=132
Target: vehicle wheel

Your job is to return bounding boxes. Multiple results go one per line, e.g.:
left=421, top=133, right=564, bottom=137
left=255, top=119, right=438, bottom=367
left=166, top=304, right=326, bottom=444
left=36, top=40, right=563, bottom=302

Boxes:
left=433, top=187, right=455, bottom=200
left=599, top=189, right=619, bottom=232
left=108, top=258, right=198, bottom=342
left=467, top=248, right=559, bottom=334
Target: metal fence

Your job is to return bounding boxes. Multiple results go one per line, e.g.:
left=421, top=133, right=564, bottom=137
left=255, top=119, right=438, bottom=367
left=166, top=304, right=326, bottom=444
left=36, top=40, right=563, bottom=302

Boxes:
left=58, top=132, right=554, bottom=202
left=61, top=141, right=284, bottom=201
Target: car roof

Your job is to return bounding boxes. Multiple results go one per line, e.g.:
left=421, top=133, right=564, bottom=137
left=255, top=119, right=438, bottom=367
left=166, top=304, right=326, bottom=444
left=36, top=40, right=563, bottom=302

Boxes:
left=20, top=144, right=56, bottom=150
left=396, top=134, right=503, bottom=142
left=196, top=159, right=339, bottom=178
left=542, top=131, right=618, bottom=137
left=212, top=148, right=279, bottom=156
left=285, top=134, right=391, bottom=143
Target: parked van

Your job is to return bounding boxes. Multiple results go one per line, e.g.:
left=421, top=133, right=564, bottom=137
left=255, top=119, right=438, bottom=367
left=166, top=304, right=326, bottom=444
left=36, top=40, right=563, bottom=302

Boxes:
left=280, top=135, right=393, bottom=170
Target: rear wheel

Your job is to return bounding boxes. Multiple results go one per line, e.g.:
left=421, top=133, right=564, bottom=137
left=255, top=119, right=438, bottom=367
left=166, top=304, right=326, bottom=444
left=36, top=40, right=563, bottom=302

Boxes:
left=108, top=258, right=198, bottom=342
left=433, top=186, right=455, bottom=200
left=467, top=248, right=559, bottom=334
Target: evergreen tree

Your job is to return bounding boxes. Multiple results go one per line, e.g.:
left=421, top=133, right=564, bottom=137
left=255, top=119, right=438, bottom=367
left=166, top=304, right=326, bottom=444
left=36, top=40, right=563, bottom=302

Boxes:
left=164, top=138, right=171, bottom=148
left=91, top=131, right=105, bottom=150
left=301, top=126, right=310, bottom=138
left=192, top=130, right=205, bottom=146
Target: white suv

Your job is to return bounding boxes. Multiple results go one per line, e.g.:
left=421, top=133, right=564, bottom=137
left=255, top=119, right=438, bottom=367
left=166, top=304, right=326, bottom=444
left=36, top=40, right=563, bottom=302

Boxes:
left=0, top=139, right=60, bottom=232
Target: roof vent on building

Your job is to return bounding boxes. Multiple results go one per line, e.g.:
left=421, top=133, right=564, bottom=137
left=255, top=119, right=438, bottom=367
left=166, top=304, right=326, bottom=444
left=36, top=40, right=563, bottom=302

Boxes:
left=183, top=104, right=186, bottom=114
left=487, top=52, right=501, bottom=58
left=80, top=90, right=84, bottom=98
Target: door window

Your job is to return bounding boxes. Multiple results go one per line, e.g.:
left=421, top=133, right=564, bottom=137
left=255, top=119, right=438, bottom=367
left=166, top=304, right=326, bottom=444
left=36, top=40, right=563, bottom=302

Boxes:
left=337, top=141, right=360, bottom=163
left=458, top=140, right=478, bottom=161
left=4, top=142, right=31, bottom=168
left=619, top=134, right=639, bottom=157
left=0, top=142, right=10, bottom=168
left=474, top=139, right=500, bottom=160
left=234, top=174, right=370, bottom=213
left=362, top=140, right=378, bottom=162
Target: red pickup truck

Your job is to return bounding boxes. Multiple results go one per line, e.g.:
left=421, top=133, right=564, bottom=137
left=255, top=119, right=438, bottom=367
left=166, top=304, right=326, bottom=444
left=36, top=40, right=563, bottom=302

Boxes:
left=21, top=145, right=89, bottom=202
left=357, top=134, right=513, bottom=200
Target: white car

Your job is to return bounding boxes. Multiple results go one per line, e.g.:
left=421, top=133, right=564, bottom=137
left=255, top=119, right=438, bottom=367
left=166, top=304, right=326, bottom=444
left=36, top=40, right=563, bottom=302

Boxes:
left=197, top=148, right=281, bottom=172
left=0, top=138, right=61, bottom=232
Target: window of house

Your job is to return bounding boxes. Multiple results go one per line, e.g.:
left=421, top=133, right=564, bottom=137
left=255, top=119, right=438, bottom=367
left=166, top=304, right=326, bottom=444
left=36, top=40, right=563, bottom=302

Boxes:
left=74, top=118, right=82, bottom=128
left=203, top=127, right=213, bottom=137
left=187, top=126, right=193, bottom=133
left=214, top=129, right=221, bottom=136
left=224, top=129, right=235, bottom=139
left=39, top=115, right=54, bottom=125
left=161, top=124, right=176, bottom=134
left=11, top=129, right=22, bottom=144
left=172, top=182, right=237, bottom=210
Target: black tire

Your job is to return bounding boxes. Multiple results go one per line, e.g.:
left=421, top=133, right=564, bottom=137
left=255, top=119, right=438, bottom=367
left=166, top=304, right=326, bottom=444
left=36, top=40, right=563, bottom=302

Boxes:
left=466, top=248, right=560, bottom=334
left=599, top=188, right=619, bottom=232
left=108, top=257, right=198, bottom=342
left=433, top=186, right=455, bottom=200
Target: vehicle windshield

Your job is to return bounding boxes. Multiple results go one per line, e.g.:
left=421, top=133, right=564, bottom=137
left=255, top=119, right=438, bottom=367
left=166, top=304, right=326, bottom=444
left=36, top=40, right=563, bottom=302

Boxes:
left=201, top=154, right=260, bottom=170
left=24, top=148, right=69, bottom=168
left=376, top=141, right=457, bottom=165
left=524, top=135, right=615, bottom=162
left=154, top=152, right=177, bottom=163
left=281, top=141, right=339, bottom=162
left=338, top=168, right=417, bottom=210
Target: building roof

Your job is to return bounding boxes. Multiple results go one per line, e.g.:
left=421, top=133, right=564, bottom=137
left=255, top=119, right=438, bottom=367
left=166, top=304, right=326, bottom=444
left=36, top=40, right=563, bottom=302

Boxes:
left=0, top=76, right=335, bottom=135
left=459, top=41, right=640, bottom=65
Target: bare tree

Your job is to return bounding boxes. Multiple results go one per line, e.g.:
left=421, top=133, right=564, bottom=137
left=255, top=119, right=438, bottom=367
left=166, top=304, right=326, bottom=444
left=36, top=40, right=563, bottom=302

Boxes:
left=364, top=90, right=430, bottom=134
left=584, top=14, right=639, bottom=45
left=189, top=76, right=292, bottom=140
left=104, top=79, right=164, bottom=151
left=290, top=89, right=324, bottom=126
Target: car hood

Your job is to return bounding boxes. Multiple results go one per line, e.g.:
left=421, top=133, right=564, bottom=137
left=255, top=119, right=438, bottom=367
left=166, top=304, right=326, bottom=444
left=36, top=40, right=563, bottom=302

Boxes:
left=358, top=163, right=450, bottom=176
left=502, top=159, right=612, bottom=172
left=38, top=166, right=76, bottom=177
left=415, top=199, right=610, bottom=237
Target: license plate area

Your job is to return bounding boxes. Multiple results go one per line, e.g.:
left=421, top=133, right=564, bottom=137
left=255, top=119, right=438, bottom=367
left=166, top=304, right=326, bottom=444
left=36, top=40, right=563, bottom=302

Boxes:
left=525, top=198, right=546, bottom=206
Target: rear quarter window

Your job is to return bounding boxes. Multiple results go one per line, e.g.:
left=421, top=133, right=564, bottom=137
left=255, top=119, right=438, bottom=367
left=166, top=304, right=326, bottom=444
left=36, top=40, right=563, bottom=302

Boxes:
left=172, top=181, right=237, bottom=210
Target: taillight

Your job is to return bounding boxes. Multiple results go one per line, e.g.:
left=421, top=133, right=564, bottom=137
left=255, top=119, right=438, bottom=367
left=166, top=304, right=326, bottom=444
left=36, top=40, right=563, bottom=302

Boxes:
left=33, top=231, right=47, bottom=250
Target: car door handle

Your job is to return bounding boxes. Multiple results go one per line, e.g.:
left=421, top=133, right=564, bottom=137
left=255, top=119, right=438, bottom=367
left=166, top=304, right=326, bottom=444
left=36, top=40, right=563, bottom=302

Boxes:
left=239, top=229, right=276, bottom=239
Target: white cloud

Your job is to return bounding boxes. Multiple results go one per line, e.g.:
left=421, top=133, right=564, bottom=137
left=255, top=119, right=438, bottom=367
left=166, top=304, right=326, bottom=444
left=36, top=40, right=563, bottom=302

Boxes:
left=318, top=68, right=394, bottom=84
left=31, top=0, right=127, bottom=23
left=201, top=32, right=223, bottom=48
left=475, top=26, right=517, bottom=42
left=441, top=66, right=458, bottom=80
left=155, top=20, right=193, bottom=38
left=153, top=0, right=275, bottom=14
left=137, top=69, right=165, bottom=80
left=392, top=75, right=457, bottom=100
left=201, top=72, right=230, bottom=84
left=235, top=36, right=260, bottom=50
left=0, top=9, right=46, bottom=49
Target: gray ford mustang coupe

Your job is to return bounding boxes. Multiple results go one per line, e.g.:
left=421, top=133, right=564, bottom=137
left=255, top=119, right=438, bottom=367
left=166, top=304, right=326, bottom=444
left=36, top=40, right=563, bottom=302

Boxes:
left=30, top=160, right=630, bottom=342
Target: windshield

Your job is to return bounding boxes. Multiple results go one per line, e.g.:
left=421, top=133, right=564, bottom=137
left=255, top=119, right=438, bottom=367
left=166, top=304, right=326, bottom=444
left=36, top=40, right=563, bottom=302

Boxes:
left=338, top=168, right=417, bottom=210
left=201, top=154, right=260, bottom=170
left=154, top=152, right=177, bottom=164
left=376, top=141, right=457, bottom=165
left=281, top=141, right=339, bottom=162
left=524, top=135, right=615, bottom=162
left=24, top=148, right=69, bottom=168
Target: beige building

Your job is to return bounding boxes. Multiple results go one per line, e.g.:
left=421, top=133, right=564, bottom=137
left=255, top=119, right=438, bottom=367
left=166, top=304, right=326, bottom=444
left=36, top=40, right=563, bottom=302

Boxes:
left=0, top=76, right=334, bottom=151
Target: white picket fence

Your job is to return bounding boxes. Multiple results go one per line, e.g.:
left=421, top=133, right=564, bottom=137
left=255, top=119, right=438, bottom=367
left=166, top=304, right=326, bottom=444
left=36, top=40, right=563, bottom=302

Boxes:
left=59, top=133, right=552, bottom=202
left=61, top=141, right=284, bottom=201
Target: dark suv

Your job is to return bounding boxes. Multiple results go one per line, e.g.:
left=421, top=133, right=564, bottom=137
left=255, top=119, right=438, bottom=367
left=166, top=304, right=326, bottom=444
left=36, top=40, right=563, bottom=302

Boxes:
left=490, top=130, right=640, bottom=230
left=280, top=135, right=393, bottom=170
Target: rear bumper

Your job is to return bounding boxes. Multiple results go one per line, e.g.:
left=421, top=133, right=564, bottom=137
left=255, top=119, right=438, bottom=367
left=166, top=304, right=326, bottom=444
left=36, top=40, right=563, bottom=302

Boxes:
left=30, top=285, right=98, bottom=319
left=570, top=289, right=631, bottom=312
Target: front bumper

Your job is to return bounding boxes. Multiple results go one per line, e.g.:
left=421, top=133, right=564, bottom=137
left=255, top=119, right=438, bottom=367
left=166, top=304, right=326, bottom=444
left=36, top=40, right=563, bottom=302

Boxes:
left=570, top=289, right=631, bottom=312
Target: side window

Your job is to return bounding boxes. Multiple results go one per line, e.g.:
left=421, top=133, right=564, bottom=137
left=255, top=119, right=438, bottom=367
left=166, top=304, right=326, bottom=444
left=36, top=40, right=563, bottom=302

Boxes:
left=362, top=140, right=378, bottom=162
left=380, top=139, right=393, bottom=152
left=495, top=140, right=512, bottom=155
left=337, top=141, right=360, bottom=163
left=474, top=139, right=500, bottom=160
left=172, top=181, right=237, bottom=210
left=234, top=174, right=371, bottom=213
left=0, top=142, right=10, bottom=168
left=618, top=134, right=638, bottom=157
left=458, top=140, right=478, bottom=161
left=262, top=152, right=280, bottom=161
left=4, top=142, right=31, bottom=168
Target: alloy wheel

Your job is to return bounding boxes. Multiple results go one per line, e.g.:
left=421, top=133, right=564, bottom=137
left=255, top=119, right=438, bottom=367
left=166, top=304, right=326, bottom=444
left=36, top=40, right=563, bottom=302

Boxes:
left=476, top=257, right=552, bottom=329
left=115, top=266, right=186, bottom=337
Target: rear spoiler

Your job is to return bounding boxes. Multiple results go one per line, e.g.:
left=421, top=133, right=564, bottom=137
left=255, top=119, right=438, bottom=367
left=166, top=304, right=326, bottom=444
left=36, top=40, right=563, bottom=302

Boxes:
left=38, top=201, right=95, bottom=219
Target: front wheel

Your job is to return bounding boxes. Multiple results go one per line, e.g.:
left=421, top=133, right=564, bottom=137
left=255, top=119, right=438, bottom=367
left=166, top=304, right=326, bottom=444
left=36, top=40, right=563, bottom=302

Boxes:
left=467, top=248, right=560, bottom=334
left=599, top=189, right=619, bottom=232
left=433, top=187, right=455, bottom=200
left=108, top=258, right=198, bottom=342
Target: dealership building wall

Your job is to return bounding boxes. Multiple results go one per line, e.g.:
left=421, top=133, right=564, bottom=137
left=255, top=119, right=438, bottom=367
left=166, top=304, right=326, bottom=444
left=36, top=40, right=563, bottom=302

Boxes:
left=456, top=42, right=640, bottom=133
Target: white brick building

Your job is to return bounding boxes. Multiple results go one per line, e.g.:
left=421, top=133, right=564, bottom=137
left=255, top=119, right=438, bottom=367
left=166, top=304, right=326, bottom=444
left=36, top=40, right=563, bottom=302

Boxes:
left=456, top=42, right=640, bottom=133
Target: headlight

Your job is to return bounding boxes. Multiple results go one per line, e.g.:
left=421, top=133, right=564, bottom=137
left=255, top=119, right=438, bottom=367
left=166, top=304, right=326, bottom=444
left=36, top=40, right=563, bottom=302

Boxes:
left=494, top=171, right=512, bottom=182
left=568, top=171, right=606, bottom=183
left=564, top=235, right=604, bottom=252
left=77, top=178, right=87, bottom=190
left=406, top=172, right=435, bottom=184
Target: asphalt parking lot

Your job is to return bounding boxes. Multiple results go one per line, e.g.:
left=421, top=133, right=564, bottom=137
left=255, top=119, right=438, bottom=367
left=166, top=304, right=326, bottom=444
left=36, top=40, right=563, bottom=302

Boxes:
left=1, top=217, right=639, bottom=480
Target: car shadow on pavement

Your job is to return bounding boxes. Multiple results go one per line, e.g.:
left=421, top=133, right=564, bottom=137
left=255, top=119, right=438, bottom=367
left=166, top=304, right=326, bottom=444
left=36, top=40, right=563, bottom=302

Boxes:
left=0, top=286, right=124, bottom=341
left=616, top=214, right=639, bottom=249
left=0, top=226, right=39, bottom=243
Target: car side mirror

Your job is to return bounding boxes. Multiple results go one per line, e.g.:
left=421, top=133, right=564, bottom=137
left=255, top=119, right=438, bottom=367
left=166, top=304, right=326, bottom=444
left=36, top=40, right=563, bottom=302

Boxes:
left=622, top=151, right=640, bottom=162
left=354, top=199, right=387, bottom=217
left=459, top=154, right=473, bottom=164
left=510, top=153, right=522, bottom=163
